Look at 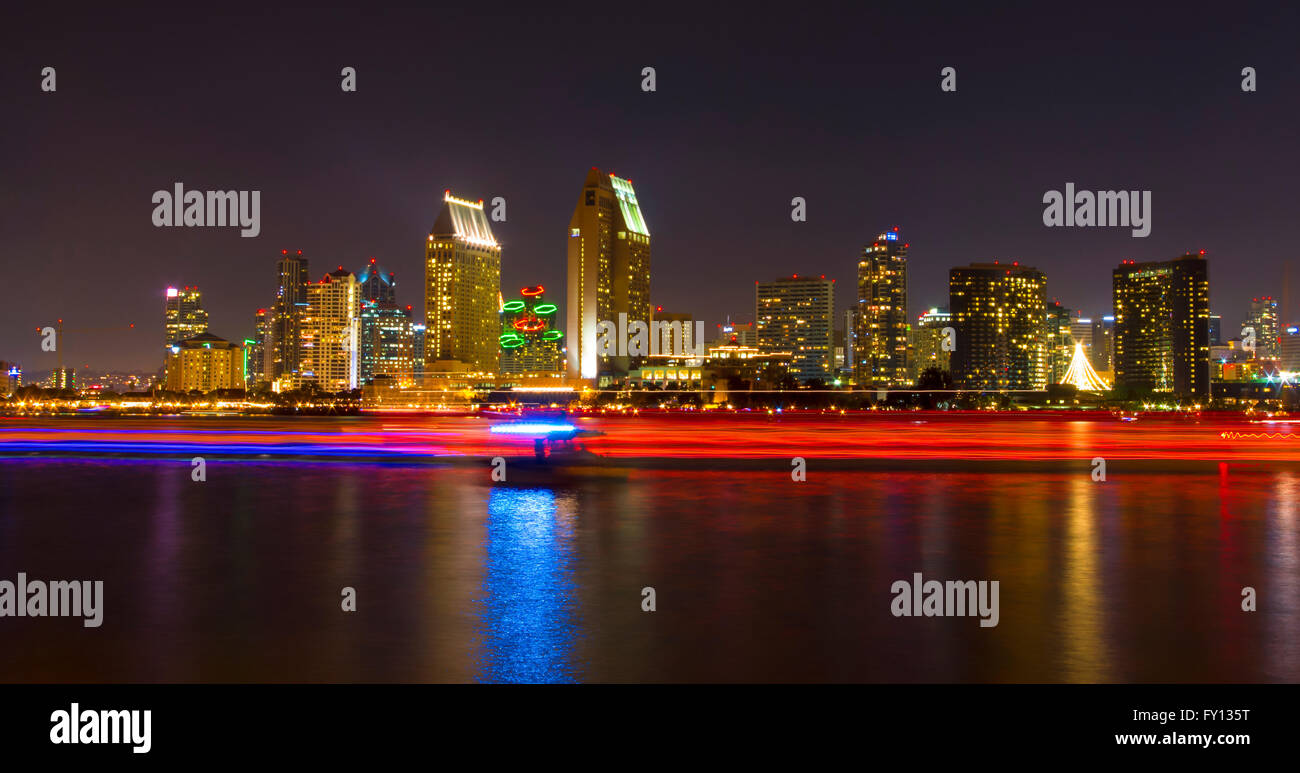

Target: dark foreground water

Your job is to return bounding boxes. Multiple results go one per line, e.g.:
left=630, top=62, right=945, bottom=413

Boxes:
left=1, top=451, right=1297, bottom=682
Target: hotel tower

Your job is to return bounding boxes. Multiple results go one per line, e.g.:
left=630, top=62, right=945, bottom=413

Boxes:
left=425, top=191, right=502, bottom=374
left=566, top=168, right=651, bottom=381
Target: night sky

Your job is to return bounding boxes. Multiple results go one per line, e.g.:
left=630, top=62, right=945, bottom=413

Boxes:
left=3, top=3, right=1298, bottom=373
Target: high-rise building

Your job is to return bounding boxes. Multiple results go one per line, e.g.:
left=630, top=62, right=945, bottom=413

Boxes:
left=299, top=268, right=361, bottom=392
left=1208, top=314, right=1222, bottom=347
left=356, top=258, right=414, bottom=385
left=1247, top=297, right=1280, bottom=358
left=164, top=286, right=208, bottom=347
left=425, top=191, right=501, bottom=373
left=1091, top=315, right=1115, bottom=373
left=1281, top=325, right=1300, bottom=371
left=360, top=302, right=416, bottom=386
left=566, top=168, right=651, bottom=381
left=269, top=249, right=310, bottom=382
left=910, top=307, right=952, bottom=381
left=842, top=310, right=856, bottom=374
left=358, top=257, right=397, bottom=308
left=164, top=333, right=245, bottom=392
left=1046, top=300, right=1074, bottom=385
left=1112, top=253, right=1210, bottom=397
left=755, top=275, right=834, bottom=382
left=1069, top=312, right=1094, bottom=352
left=247, top=308, right=269, bottom=385
left=500, top=286, right=563, bottom=375
left=0, top=361, right=19, bottom=395
left=412, top=322, right=426, bottom=381
left=948, top=262, right=1048, bottom=389
left=855, top=228, right=909, bottom=386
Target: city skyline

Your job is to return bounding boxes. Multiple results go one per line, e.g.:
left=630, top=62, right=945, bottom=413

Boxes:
left=3, top=232, right=1274, bottom=390
left=6, top=4, right=1300, bottom=720
left=4, top=6, right=1300, bottom=372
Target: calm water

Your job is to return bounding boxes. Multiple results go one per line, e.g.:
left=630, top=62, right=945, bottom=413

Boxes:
left=1, top=417, right=1298, bottom=682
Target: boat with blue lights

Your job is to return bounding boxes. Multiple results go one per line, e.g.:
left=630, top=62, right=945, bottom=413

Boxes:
left=485, top=407, right=602, bottom=459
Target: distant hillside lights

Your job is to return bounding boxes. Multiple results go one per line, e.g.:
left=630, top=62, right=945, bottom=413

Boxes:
left=1042, top=183, right=1150, bottom=237
left=151, top=183, right=260, bottom=237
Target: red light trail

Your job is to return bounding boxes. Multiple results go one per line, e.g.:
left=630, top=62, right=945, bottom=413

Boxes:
left=2, top=414, right=1299, bottom=466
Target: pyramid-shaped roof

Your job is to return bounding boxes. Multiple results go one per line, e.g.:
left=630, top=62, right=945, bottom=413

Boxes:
left=431, top=191, right=498, bottom=248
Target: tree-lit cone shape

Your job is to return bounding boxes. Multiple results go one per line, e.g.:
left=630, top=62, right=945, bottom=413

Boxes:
left=1061, top=341, right=1110, bottom=391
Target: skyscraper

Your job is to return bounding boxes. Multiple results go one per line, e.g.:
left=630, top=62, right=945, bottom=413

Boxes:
left=357, top=258, right=414, bottom=385
left=358, top=257, right=397, bottom=308
left=2, top=363, right=20, bottom=396
left=855, top=228, right=909, bottom=387
left=755, top=275, right=834, bottom=382
left=1247, top=296, right=1280, bottom=358
left=1112, top=253, right=1210, bottom=397
left=269, top=249, right=309, bottom=383
left=842, top=309, right=857, bottom=375
left=566, top=168, right=651, bottom=381
left=1090, top=315, right=1115, bottom=373
left=1282, top=324, right=1300, bottom=371
left=910, top=307, right=952, bottom=382
left=248, top=307, right=269, bottom=385
left=425, top=191, right=501, bottom=373
left=1046, top=300, right=1074, bottom=385
left=300, top=267, right=361, bottom=392
left=1069, top=312, right=1094, bottom=358
left=412, top=322, right=426, bottom=381
left=360, top=302, right=415, bottom=386
left=949, top=262, right=1048, bottom=389
left=164, top=286, right=208, bottom=347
